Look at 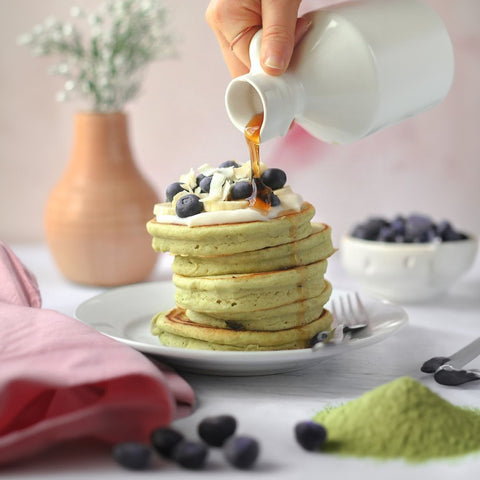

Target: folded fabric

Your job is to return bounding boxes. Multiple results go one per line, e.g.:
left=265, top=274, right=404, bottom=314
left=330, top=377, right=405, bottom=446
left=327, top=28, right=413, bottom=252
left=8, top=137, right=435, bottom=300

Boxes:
left=0, top=242, right=195, bottom=466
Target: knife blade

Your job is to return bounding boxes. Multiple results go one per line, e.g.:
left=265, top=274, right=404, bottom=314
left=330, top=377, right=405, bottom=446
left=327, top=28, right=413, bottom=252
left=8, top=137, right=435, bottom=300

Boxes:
left=421, top=336, right=480, bottom=373
left=444, top=336, right=480, bottom=370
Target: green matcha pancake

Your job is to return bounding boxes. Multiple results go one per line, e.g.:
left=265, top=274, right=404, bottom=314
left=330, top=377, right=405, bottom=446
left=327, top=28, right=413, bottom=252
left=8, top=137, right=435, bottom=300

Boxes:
left=147, top=162, right=335, bottom=352
left=147, top=202, right=315, bottom=256
left=185, top=280, right=332, bottom=331
left=173, top=260, right=327, bottom=313
left=172, top=223, right=334, bottom=276
left=151, top=307, right=333, bottom=351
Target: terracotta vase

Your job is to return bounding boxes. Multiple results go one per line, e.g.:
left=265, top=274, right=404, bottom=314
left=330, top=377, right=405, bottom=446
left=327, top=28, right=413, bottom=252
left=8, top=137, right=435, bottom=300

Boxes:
left=45, top=111, right=159, bottom=286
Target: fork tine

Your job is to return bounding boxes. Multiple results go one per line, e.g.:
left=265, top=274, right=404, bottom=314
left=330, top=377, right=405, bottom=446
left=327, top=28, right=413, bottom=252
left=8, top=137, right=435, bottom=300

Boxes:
left=338, top=295, right=347, bottom=325
left=353, top=292, right=369, bottom=324
left=331, top=300, right=338, bottom=324
left=313, top=292, right=368, bottom=347
left=331, top=292, right=369, bottom=329
left=346, top=293, right=356, bottom=327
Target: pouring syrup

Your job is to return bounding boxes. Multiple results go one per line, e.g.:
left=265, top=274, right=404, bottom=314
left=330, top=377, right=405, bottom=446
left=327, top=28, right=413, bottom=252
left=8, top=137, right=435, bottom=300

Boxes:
left=244, top=112, right=272, bottom=212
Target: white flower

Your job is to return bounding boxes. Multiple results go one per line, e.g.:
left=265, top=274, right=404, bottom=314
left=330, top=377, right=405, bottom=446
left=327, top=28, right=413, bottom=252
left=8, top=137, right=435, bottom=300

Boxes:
left=62, top=23, right=74, bottom=36
left=70, top=6, right=82, bottom=18
left=64, top=80, right=75, bottom=91
left=19, top=0, right=177, bottom=112
left=17, top=33, right=32, bottom=46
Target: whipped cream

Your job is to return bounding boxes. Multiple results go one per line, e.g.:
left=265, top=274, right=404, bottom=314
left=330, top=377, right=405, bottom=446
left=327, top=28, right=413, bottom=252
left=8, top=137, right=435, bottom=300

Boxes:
left=154, top=186, right=305, bottom=226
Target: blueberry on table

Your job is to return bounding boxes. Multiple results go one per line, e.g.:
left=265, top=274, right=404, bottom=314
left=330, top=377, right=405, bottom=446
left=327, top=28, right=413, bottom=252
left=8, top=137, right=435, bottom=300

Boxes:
left=198, top=414, right=237, bottom=447
left=219, top=160, right=239, bottom=168
left=175, top=194, right=204, bottom=218
left=199, top=175, right=213, bottom=193
left=261, top=168, right=287, bottom=190
left=112, top=442, right=152, bottom=470
left=166, top=182, right=187, bottom=202
left=172, top=440, right=209, bottom=470
left=294, top=421, right=327, bottom=451
left=224, top=435, right=260, bottom=469
left=150, top=427, right=184, bottom=458
left=230, top=181, right=253, bottom=200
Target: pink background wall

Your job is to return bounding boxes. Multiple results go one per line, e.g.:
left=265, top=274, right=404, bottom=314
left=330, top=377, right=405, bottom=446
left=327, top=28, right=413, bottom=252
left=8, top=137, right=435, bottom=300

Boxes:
left=1, top=0, right=479, bottom=246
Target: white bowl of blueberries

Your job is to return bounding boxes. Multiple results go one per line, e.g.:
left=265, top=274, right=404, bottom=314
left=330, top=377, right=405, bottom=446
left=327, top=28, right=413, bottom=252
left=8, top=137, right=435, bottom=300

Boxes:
left=340, top=214, right=478, bottom=303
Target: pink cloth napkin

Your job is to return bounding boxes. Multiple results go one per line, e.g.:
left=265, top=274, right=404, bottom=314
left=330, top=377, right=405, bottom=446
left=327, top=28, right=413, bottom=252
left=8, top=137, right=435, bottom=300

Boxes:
left=0, top=242, right=195, bottom=466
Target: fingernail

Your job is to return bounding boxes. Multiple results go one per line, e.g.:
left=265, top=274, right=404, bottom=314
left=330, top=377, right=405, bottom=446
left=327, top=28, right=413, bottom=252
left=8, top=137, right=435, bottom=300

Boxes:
left=264, top=55, right=286, bottom=71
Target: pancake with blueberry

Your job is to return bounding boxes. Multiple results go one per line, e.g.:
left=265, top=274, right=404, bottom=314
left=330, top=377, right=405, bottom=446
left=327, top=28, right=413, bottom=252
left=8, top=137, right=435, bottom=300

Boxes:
left=151, top=307, right=333, bottom=351
left=147, top=197, right=315, bottom=257
left=183, top=280, right=332, bottom=331
left=147, top=160, right=335, bottom=351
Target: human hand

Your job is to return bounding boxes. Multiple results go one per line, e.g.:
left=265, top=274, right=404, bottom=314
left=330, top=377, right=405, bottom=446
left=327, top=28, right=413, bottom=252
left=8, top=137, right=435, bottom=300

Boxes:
left=206, top=0, right=311, bottom=77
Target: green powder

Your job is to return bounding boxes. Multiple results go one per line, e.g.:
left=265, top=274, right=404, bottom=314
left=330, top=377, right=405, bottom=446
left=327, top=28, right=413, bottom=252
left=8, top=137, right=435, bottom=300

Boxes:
left=313, top=377, right=480, bottom=462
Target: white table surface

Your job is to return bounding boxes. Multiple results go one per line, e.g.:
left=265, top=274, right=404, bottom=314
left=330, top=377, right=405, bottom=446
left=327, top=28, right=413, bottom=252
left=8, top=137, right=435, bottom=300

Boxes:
left=4, top=244, right=480, bottom=480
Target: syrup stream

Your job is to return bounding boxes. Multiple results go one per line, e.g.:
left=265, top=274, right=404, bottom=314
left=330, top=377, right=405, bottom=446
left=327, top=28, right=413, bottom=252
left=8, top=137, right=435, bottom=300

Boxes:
left=244, top=113, right=272, bottom=211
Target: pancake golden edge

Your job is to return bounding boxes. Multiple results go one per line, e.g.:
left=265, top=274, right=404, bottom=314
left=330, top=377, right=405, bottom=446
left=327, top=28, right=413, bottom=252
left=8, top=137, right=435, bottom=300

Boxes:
left=174, top=261, right=327, bottom=313
left=172, top=223, right=334, bottom=276
left=151, top=307, right=333, bottom=351
left=186, top=281, right=332, bottom=330
left=146, top=202, right=315, bottom=256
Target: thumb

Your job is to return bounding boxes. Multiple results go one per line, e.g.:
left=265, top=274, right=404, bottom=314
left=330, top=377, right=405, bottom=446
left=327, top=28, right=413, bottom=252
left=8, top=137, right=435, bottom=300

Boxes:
left=260, top=0, right=303, bottom=75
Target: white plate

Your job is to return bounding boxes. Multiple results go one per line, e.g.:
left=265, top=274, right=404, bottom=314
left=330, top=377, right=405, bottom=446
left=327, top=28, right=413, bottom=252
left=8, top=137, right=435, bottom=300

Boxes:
left=75, top=281, right=408, bottom=376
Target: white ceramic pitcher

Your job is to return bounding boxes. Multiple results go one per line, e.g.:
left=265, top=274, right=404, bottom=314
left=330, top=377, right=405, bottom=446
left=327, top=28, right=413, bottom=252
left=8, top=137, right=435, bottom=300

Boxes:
left=225, top=0, right=454, bottom=144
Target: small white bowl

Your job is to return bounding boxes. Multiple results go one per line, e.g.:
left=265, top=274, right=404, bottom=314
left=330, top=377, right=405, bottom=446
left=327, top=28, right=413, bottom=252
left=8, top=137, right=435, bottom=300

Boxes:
left=340, top=235, right=478, bottom=303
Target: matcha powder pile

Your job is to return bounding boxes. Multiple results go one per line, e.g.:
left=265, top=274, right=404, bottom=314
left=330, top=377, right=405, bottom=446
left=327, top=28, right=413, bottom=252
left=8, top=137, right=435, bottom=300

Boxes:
left=313, top=377, right=480, bottom=462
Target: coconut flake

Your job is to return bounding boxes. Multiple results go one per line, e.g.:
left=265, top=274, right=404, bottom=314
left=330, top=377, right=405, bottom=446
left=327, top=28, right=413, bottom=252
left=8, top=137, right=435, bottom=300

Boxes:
left=179, top=168, right=197, bottom=191
left=222, top=180, right=232, bottom=200
left=234, top=162, right=251, bottom=181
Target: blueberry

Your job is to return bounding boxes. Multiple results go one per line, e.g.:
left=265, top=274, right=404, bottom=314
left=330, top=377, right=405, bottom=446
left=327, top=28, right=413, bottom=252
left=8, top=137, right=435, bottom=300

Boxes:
left=294, top=421, right=327, bottom=451
left=351, top=217, right=388, bottom=240
left=436, top=220, right=453, bottom=240
left=112, top=442, right=152, bottom=471
left=377, top=225, right=396, bottom=242
left=230, top=181, right=253, bottom=200
left=405, top=214, right=434, bottom=240
left=224, top=436, right=260, bottom=469
left=166, top=182, right=187, bottom=202
left=443, top=229, right=466, bottom=241
left=261, top=168, right=287, bottom=190
left=172, top=440, right=209, bottom=470
left=150, top=427, right=184, bottom=458
left=391, top=216, right=406, bottom=236
left=175, top=194, right=204, bottom=218
left=436, top=220, right=466, bottom=241
left=351, top=224, right=369, bottom=240
left=199, top=175, right=213, bottom=193
left=270, top=193, right=281, bottom=207
left=218, top=160, right=239, bottom=168
left=196, top=173, right=206, bottom=187
left=198, top=414, right=237, bottom=447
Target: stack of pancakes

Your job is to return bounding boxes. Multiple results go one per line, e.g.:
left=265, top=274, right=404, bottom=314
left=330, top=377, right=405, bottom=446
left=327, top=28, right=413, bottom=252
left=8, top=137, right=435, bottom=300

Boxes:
left=147, top=202, right=335, bottom=351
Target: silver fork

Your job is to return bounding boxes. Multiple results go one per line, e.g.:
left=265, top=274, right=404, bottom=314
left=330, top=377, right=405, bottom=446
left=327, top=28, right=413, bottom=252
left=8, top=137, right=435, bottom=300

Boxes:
left=311, top=292, right=369, bottom=347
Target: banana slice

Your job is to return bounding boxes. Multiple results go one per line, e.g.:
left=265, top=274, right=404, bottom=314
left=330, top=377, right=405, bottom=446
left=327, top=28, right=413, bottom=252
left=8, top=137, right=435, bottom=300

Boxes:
left=153, top=202, right=175, bottom=216
left=203, top=200, right=249, bottom=212
left=154, top=199, right=250, bottom=217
